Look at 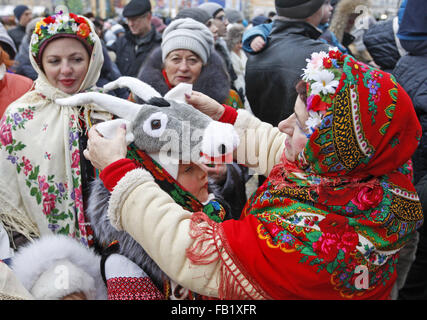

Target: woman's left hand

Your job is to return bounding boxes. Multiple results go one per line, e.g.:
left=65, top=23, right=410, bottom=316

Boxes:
left=83, top=124, right=127, bottom=170
left=185, top=91, right=225, bottom=120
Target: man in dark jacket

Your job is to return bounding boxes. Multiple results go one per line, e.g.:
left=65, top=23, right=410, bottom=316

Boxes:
left=363, top=0, right=408, bottom=74
left=392, top=0, right=427, bottom=300
left=108, top=0, right=161, bottom=77
left=393, top=0, right=427, bottom=186
left=7, top=5, right=32, bottom=51
left=245, top=0, right=330, bottom=127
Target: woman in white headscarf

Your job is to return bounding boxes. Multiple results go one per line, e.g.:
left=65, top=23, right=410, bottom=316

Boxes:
left=0, top=12, right=107, bottom=250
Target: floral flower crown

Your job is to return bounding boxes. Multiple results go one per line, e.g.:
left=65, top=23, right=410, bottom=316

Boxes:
left=31, top=12, right=96, bottom=60
left=301, top=48, right=345, bottom=137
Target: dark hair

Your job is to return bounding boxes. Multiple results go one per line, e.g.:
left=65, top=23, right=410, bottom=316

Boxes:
left=295, top=80, right=308, bottom=105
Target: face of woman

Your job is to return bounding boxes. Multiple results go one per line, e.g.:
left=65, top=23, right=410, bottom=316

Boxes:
left=278, top=95, right=310, bottom=162
left=41, top=38, right=90, bottom=94
left=177, top=162, right=209, bottom=203
left=206, top=18, right=219, bottom=42
left=164, top=49, right=203, bottom=87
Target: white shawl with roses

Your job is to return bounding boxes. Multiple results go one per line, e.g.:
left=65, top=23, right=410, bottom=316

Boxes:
left=0, top=23, right=105, bottom=248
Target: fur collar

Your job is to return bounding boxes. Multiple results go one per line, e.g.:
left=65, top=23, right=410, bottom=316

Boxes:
left=137, top=47, right=230, bottom=104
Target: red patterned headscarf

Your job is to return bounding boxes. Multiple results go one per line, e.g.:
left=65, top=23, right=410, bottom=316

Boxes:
left=190, top=52, right=424, bottom=300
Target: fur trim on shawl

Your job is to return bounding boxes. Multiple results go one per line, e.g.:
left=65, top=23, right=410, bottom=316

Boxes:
left=86, top=178, right=169, bottom=292
left=329, top=0, right=370, bottom=43
left=137, top=46, right=230, bottom=104
left=10, top=234, right=107, bottom=300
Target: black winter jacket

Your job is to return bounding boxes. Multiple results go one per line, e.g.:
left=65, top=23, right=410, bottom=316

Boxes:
left=393, top=40, right=427, bottom=184
left=7, top=25, right=25, bottom=51
left=108, top=27, right=162, bottom=77
left=245, top=20, right=329, bottom=126
left=363, top=18, right=402, bottom=73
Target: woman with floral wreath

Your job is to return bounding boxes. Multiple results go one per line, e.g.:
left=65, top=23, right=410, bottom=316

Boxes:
left=83, top=48, right=423, bottom=300
left=0, top=12, right=109, bottom=250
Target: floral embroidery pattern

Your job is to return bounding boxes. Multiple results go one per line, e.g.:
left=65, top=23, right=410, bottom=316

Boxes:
left=246, top=170, right=408, bottom=298
left=1, top=106, right=89, bottom=245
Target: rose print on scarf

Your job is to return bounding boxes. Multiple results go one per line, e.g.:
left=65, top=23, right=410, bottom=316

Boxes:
left=1, top=107, right=35, bottom=150
left=42, top=193, right=57, bottom=215
left=71, top=149, right=80, bottom=169
left=22, top=156, right=33, bottom=175
left=351, top=186, right=384, bottom=211
left=312, top=215, right=359, bottom=263
left=72, top=187, right=84, bottom=214
left=22, top=109, right=34, bottom=120
left=38, top=175, right=49, bottom=192
left=0, top=117, right=12, bottom=146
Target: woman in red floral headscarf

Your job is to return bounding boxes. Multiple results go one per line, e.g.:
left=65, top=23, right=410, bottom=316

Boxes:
left=83, top=48, right=423, bottom=300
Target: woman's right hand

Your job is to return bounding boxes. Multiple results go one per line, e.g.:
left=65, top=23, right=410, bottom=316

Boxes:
left=185, top=91, right=225, bottom=121
left=83, top=125, right=127, bottom=171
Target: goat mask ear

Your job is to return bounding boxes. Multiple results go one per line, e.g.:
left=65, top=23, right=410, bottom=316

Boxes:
left=164, top=83, right=193, bottom=104
left=147, top=97, right=171, bottom=108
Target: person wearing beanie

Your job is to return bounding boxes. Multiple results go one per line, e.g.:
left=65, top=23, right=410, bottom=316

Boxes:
left=225, top=8, right=244, bottom=25
left=199, top=2, right=228, bottom=38
left=245, top=0, right=330, bottom=129
left=138, top=18, right=225, bottom=101
left=161, top=18, right=214, bottom=65
left=7, top=5, right=32, bottom=50
left=0, top=22, right=17, bottom=59
left=107, top=0, right=161, bottom=77
left=136, top=17, right=249, bottom=230
left=274, top=0, right=325, bottom=19
left=176, top=7, right=211, bottom=25
left=198, top=3, right=224, bottom=19
left=175, top=8, right=219, bottom=42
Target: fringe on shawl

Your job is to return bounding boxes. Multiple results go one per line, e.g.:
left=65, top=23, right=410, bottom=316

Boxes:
left=0, top=198, right=39, bottom=248
left=0, top=292, right=27, bottom=300
left=186, top=212, right=268, bottom=300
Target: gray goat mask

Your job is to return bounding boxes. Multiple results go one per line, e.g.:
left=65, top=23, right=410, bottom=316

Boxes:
left=55, top=77, right=240, bottom=164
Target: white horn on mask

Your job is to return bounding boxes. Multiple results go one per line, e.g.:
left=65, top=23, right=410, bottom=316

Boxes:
left=103, top=77, right=162, bottom=102
left=56, top=91, right=143, bottom=121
